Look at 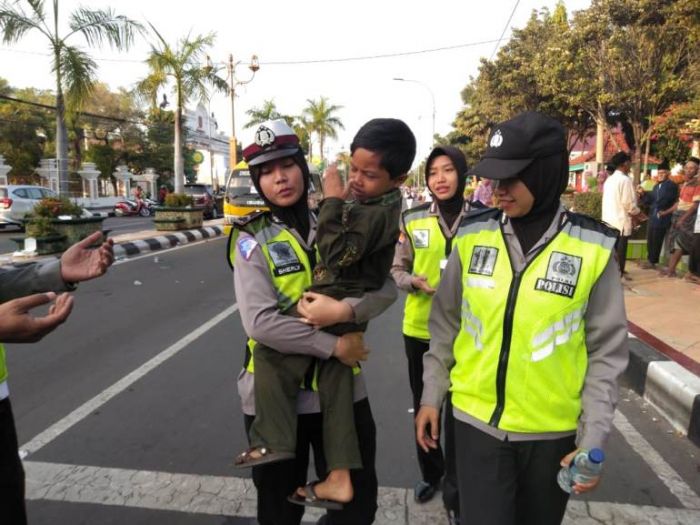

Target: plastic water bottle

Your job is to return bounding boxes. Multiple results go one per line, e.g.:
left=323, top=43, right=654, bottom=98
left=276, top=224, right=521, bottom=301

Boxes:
left=557, top=448, right=605, bottom=493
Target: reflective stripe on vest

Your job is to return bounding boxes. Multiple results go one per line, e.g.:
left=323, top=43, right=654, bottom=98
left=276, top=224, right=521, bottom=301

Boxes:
left=402, top=209, right=446, bottom=339
left=450, top=212, right=616, bottom=433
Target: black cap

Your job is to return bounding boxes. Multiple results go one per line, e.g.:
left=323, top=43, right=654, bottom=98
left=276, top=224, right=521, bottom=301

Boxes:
left=470, top=111, right=566, bottom=180
left=689, top=156, right=700, bottom=166
left=658, top=159, right=670, bottom=170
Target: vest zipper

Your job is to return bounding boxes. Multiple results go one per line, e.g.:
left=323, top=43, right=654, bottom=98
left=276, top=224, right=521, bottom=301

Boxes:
left=488, top=211, right=569, bottom=428
left=489, top=271, right=522, bottom=427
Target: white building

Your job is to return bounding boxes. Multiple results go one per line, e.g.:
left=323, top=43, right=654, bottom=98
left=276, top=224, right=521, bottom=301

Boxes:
left=184, top=103, right=230, bottom=189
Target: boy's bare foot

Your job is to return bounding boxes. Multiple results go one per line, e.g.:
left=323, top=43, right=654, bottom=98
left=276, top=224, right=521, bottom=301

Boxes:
left=296, top=469, right=354, bottom=503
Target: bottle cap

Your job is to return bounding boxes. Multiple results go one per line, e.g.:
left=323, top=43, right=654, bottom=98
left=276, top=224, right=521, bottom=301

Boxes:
left=589, top=448, right=605, bottom=463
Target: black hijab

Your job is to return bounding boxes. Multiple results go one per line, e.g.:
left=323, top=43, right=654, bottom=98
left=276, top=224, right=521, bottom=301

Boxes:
left=249, top=150, right=311, bottom=242
left=509, top=151, right=569, bottom=254
left=425, top=146, right=468, bottom=229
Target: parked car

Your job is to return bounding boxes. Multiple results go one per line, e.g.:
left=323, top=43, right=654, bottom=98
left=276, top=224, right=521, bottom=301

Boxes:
left=0, top=185, right=60, bottom=228
left=183, top=183, right=217, bottom=219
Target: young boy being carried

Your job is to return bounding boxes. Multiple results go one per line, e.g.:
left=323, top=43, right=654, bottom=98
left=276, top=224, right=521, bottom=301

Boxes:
left=235, top=118, right=416, bottom=509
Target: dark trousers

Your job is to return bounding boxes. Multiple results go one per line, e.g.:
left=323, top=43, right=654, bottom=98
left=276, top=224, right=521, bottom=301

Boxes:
left=647, top=225, right=669, bottom=265
left=251, top=343, right=361, bottom=470
left=245, top=398, right=378, bottom=525
left=615, top=235, right=629, bottom=274
left=1, top=398, right=27, bottom=525
left=690, top=233, right=700, bottom=275
left=454, top=419, right=574, bottom=525
left=404, top=335, right=459, bottom=513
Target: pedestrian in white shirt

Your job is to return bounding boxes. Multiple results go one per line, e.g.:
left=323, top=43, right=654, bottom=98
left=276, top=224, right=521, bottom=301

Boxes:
left=602, top=152, right=640, bottom=277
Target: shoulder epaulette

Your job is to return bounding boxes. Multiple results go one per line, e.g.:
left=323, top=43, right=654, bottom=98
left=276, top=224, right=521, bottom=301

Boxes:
left=402, top=201, right=431, bottom=219
left=565, top=211, right=619, bottom=239
left=460, top=206, right=500, bottom=226
left=232, top=210, right=268, bottom=230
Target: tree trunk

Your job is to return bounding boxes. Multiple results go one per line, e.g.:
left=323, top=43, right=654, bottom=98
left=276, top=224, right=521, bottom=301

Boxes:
left=56, top=90, right=69, bottom=196
left=595, top=103, right=605, bottom=174
left=643, top=134, right=651, bottom=181
left=631, top=121, right=643, bottom=185
left=174, top=107, right=184, bottom=194
left=319, top=135, right=325, bottom=163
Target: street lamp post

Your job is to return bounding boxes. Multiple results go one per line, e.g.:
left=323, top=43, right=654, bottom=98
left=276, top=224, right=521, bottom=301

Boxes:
left=227, top=54, right=260, bottom=169
left=393, top=77, right=436, bottom=145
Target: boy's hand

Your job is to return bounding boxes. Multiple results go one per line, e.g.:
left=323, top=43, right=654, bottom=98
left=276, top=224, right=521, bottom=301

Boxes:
left=298, top=291, right=353, bottom=328
left=332, top=332, right=368, bottom=367
left=322, top=163, right=350, bottom=200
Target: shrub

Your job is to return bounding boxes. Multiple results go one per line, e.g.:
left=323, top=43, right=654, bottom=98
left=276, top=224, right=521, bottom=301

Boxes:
left=572, top=191, right=602, bottom=220
left=25, top=216, right=58, bottom=238
left=164, top=193, right=194, bottom=207
left=32, top=197, right=83, bottom=218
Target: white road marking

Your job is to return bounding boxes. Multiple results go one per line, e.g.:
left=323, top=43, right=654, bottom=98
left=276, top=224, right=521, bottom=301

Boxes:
left=613, top=410, right=700, bottom=509
left=19, top=304, right=238, bottom=457
left=24, top=461, right=700, bottom=525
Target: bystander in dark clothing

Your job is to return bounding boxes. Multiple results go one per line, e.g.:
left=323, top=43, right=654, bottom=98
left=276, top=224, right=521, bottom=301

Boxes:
left=640, top=162, right=678, bottom=268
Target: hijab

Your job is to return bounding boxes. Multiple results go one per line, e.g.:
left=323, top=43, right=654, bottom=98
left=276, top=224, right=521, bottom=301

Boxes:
left=249, top=150, right=311, bottom=242
left=425, top=146, right=468, bottom=229
left=509, top=151, right=569, bottom=254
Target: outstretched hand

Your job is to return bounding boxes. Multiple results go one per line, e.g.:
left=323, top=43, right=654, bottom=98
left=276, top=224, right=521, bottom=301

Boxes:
left=322, top=163, right=350, bottom=200
left=0, top=292, right=74, bottom=343
left=60, top=231, right=115, bottom=284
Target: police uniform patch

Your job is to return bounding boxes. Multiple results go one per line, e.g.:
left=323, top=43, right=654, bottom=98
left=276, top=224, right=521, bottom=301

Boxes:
left=267, top=241, right=303, bottom=276
left=412, top=229, right=430, bottom=248
left=468, top=246, right=498, bottom=276
left=237, top=237, right=258, bottom=261
left=535, top=251, right=582, bottom=298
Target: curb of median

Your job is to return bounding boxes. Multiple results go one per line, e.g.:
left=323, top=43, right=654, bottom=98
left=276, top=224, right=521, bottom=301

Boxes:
left=625, top=321, right=700, bottom=447
left=113, top=225, right=225, bottom=259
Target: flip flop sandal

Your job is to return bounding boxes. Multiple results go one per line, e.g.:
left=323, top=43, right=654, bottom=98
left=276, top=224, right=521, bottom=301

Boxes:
left=287, top=480, right=344, bottom=510
left=233, top=447, right=295, bottom=469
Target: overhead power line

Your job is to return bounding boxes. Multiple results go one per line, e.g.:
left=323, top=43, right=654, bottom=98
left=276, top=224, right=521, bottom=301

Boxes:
left=0, top=38, right=501, bottom=67
left=490, top=0, right=521, bottom=60
left=0, top=94, right=230, bottom=145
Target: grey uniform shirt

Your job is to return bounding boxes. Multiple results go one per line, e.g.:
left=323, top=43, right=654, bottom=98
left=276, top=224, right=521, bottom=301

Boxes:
left=233, top=214, right=398, bottom=416
left=1, top=259, right=75, bottom=400
left=421, top=206, right=629, bottom=450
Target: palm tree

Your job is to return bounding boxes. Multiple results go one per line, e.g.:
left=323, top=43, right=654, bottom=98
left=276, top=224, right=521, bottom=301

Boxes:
left=302, top=97, right=344, bottom=163
left=0, top=1, right=141, bottom=195
left=138, top=25, right=229, bottom=193
left=244, top=99, right=281, bottom=129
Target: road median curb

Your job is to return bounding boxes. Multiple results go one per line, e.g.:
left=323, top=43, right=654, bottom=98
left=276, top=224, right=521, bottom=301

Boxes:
left=113, top=225, right=224, bottom=258
left=626, top=322, right=700, bottom=447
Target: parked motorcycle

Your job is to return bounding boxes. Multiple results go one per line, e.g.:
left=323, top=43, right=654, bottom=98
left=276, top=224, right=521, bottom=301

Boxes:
left=114, top=198, right=157, bottom=217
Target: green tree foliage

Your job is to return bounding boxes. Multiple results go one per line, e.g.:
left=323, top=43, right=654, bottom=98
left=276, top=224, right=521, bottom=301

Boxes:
left=0, top=83, right=54, bottom=181
left=244, top=99, right=282, bottom=129
left=452, top=0, right=699, bottom=179
left=0, top=0, right=142, bottom=193
left=138, top=25, right=229, bottom=193
left=302, top=97, right=344, bottom=163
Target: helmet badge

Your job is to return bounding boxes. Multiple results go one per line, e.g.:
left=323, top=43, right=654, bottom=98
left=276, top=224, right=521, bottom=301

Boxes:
left=255, top=126, right=276, bottom=148
left=490, top=130, right=503, bottom=148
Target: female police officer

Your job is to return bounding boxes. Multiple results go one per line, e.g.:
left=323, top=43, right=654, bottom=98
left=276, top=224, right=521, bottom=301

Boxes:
left=416, top=112, right=629, bottom=525
left=229, top=119, right=396, bottom=525
left=391, top=145, right=477, bottom=520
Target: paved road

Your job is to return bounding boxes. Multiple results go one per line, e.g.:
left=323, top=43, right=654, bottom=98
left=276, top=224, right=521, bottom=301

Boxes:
left=6, top=238, right=700, bottom=524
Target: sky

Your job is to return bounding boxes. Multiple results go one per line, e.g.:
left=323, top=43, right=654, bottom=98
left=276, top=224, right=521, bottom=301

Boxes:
left=0, top=0, right=592, bottom=165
